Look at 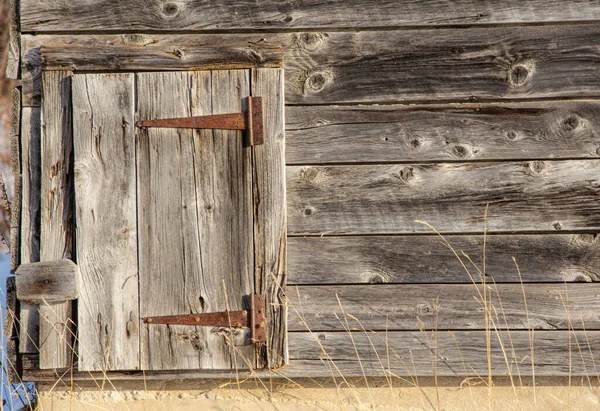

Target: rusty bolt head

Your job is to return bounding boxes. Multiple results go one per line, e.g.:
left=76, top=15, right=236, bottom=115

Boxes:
left=146, top=317, right=153, bottom=323
left=242, top=310, right=248, bottom=316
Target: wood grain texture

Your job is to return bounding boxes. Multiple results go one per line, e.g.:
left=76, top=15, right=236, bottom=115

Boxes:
left=16, top=259, right=79, bottom=304
left=72, top=73, right=139, bottom=371
left=21, top=24, right=600, bottom=106
left=137, top=70, right=254, bottom=370
left=287, top=161, right=600, bottom=236
left=39, top=71, right=74, bottom=369
left=286, top=103, right=600, bottom=164
left=21, top=331, right=600, bottom=378
left=19, top=107, right=41, bottom=354
left=288, top=234, right=600, bottom=284
left=287, top=330, right=600, bottom=377
left=287, top=284, right=600, bottom=331
left=19, top=0, right=600, bottom=32
left=251, top=68, right=287, bottom=368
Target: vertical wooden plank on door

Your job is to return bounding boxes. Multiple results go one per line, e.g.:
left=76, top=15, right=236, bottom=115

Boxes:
left=137, top=72, right=204, bottom=370
left=138, top=70, right=255, bottom=370
left=39, top=71, right=74, bottom=369
left=191, top=70, right=255, bottom=369
left=251, top=68, right=287, bottom=368
left=19, top=106, right=41, bottom=355
left=72, top=74, right=139, bottom=371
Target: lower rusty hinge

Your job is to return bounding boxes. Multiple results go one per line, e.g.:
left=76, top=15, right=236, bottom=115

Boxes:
left=136, top=96, right=264, bottom=146
left=144, top=293, right=267, bottom=343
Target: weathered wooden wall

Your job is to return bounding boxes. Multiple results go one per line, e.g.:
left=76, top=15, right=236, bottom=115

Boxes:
left=15, top=1, right=600, bottom=379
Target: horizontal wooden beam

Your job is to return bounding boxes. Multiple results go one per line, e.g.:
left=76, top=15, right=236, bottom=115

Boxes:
left=21, top=331, right=600, bottom=379
left=21, top=24, right=600, bottom=106
left=286, top=102, right=600, bottom=164
left=19, top=0, right=600, bottom=32
left=287, top=160, right=600, bottom=235
left=288, top=234, right=600, bottom=284
left=287, top=284, right=600, bottom=331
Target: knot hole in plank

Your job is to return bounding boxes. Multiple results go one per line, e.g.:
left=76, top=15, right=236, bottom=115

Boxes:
left=507, top=61, right=535, bottom=87
left=299, top=68, right=334, bottom=95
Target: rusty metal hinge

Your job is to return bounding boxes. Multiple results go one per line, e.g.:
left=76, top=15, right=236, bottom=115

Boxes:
left=143, top=293, right=267, bottom=343
left=136, top=96, right=264, bottom=146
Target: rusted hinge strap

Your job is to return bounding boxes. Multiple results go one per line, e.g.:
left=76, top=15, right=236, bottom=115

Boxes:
left=136, top=96, right=264, bottom=146
left=144, top=293, right=266, bottom=343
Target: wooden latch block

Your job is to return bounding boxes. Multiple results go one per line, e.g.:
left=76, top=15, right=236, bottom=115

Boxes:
left=16, top=259, right=80, bottom=304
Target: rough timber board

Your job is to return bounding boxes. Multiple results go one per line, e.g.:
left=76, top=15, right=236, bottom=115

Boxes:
left=287, top=161, right=600, bottom=236
left=287, top=284, right=600, bottom=331
left=19, top=0, right=600, bottom=32
left=288, top=234, right=600, bottom=284
left=21, top=24, right=600, bottom=106
left=137, top=70, right=254, bottom=370
left=39, top=71, right=74, bottom=369
left=19, top=106, right=41, bottom=354
left=251, top=68, right=288, bottom=368
left=72, top=73, right=139, bottom=371
left=286, top=102, right=600, bottom=164
left=21, top=331, right=600, bottom=379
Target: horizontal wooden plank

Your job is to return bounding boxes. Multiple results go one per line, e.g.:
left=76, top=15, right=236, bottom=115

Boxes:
left=286, top=102, right=600, bottom=164
left=21, top=24, right=600, bottom=106
left=288, top=234, right=600, bottom=284
left=20, top=1, right=600, bottom=32
left=22, top=331, right=600, bottom=378
left=287, top=284, right=600, bottom=331
left=287, top=161, right=600, bottom=235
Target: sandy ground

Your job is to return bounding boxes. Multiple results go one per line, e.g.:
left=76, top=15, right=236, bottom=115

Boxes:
left=33, top=377, right=600, bottom=410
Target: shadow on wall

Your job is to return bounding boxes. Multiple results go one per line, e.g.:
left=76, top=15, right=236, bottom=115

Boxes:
left=1, top=253, right=35, bottom=409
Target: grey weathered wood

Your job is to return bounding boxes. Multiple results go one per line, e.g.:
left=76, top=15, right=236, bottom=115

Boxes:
left=251, top=68, right=287, bottom=368
left=21, top=330, right=600, bottom=379
left=19, top=0, right=600, bottom=32
left=287, top=330, right=600, bottom=377
left=20, top=25, right=600, bottom=106
left=16, top=259, right=79, bottom=304
left=287, top=161, right=600, bottom=236
left=137, top=70, right=254, bottom=370
left=286, top=102, right=600, bottom=164
left=288, top=234, right=600, bottom=284
left=287, top=284, right=600, bottom=331
left=39, top=71, right=74, bottom=369
left=72, top=73, right=139, bottom=372
left=19, top=106, right=41, bottom=354
left=7, top=0, right=20, bottom=271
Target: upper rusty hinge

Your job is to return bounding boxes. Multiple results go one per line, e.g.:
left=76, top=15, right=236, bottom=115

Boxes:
left=136, top=96, right=264, bottom=146
left=143, top=293, right=267, bottom=343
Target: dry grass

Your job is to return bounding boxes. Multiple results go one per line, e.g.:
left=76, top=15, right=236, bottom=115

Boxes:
left=2, top=215, right=599, bottom=410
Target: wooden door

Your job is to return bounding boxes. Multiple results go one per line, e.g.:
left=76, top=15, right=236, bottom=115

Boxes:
left=70, top=69, right=286, bottom=372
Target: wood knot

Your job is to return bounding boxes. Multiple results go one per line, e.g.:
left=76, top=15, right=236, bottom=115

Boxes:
left=409, top=138, right=422, bottom=149
left=507, top=61, right=535, bottom=87
left=449, top=143, right=473, bottom=159
left=416, top=303, right=435, bottom=316
left=395, top=167, right=414, bottom=184
left=294, top=32, right=328, bottom=52
left=122, top=34, right=153, bottom=46
left=553, top=222, right=562, bottom=231
left=160, top=1, right=182, bottom=18
left=300, top=167, right=323, bottom=184
left=300, top=69, right=334, bottom=95
left=526, top=161, right=547, bottom=175
left=361, top=272, right=391, bottom=284
left=506, top=130, right=521, bottom=141
left=302, top=206, right=315, bottom=216
left=318, top=334, right=327, bottom=340
left=561, top=114, right=582, bottom=132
